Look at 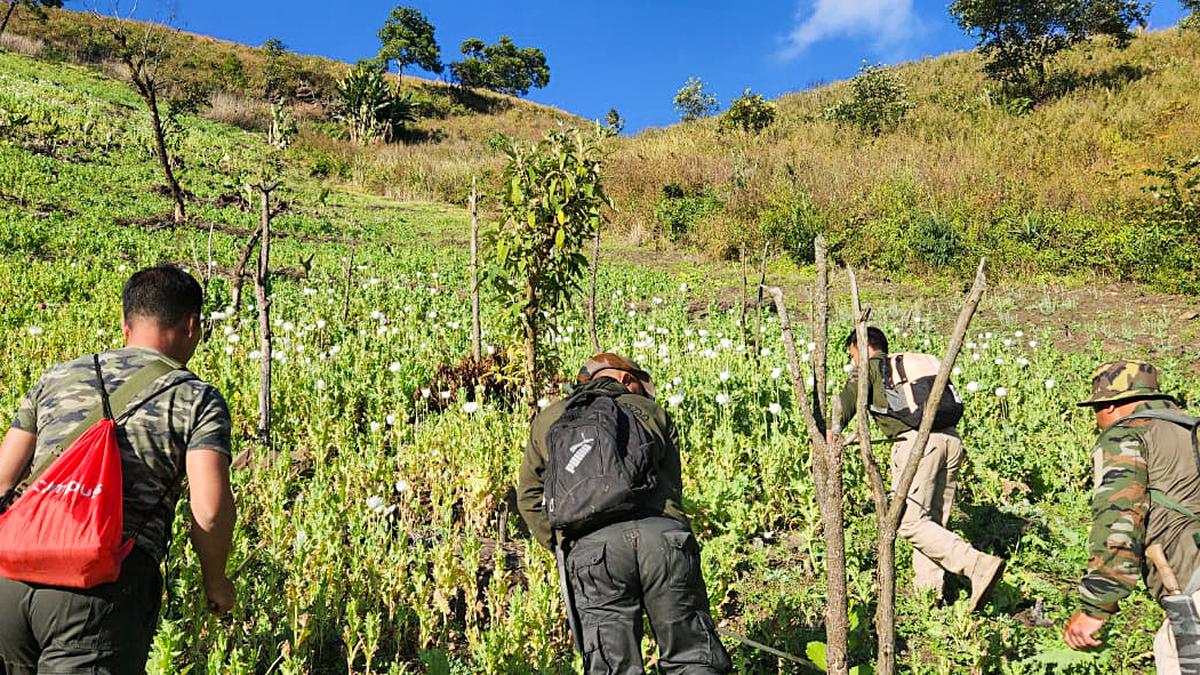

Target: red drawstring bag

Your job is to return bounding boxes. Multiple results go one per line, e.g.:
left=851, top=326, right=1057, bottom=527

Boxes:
left=0, top=417, right=133, bottom=587
left=0, top=354, right=186, bottom=588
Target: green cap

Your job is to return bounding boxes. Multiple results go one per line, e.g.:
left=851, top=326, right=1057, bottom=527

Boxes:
left=1077, top=360, right=1177, bottom=407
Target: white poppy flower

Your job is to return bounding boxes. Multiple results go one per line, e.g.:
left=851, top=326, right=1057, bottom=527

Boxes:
left=1045, top=379, right=1055, bottom=389
left=389, top=362, right=402, bottom=373
left=462, top=401, right=480, bottom=414
left=316, top=379, right=326, bottom=391
left=715, top=393, right=730, bottom=406
left=719, top=370, right=731, bottom=382
left=995, top=387, right=1008, bottom=398
left=966, top=381, right=980, bottom=393
left=771, top=368, right=783, bottom=380
left=667, top=394, right=684, bottom=407
left=769, top=402, right=783, bottom=416
left=27, top=326, right=43, bottom=336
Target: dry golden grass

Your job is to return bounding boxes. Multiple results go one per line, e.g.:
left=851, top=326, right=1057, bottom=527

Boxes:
left=605, top=29, right=1200, bottom=250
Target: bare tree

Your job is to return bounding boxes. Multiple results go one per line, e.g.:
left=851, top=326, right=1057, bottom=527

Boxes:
left=252, top=180, right=280, bottom=451
left=469, top=178, right=483, bottom=363
left=752, top=240, right=769, bottom=359
left=847, top=261, right=986, bottom=675
left=764, top=236, right=850, bottom=675
left=96, top=7, right=188, bottom=226
left=228, top=224, right=262, bottom=317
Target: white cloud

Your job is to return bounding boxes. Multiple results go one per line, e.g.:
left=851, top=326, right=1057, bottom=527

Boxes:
left=780, top=0, right=920, bottom=60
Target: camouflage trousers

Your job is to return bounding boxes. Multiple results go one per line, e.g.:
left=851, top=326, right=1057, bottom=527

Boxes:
left=1155, top=588, right=1200, bottom=675
left=892, top=430, right=988, bottom=593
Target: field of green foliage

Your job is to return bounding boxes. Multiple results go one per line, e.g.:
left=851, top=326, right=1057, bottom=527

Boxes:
left=3, top=49, right=1200, bottom=675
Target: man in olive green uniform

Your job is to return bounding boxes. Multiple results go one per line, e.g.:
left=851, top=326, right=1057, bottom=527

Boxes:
left=1064, top=361, right=1200, bottom=674
left=0, top=265, right=236, bottom=674
left=517, top=354, right=731, bottom=674
left=837, top=327, right=1005, bottom=611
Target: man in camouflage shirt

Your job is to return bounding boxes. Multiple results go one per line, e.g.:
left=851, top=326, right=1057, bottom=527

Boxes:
left=0, top=265, right=236, bottom=674
left=1064, top=361, right=1200, bottom=674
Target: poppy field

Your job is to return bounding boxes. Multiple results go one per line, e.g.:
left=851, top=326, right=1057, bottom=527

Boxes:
left=2, top=48, right=1200, bottom=674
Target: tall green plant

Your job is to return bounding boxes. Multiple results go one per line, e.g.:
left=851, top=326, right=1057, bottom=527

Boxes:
left=674, top=76, right=718, bottom=123
left=491, top=127, right=612, bottom=407
left=335, top=61, right=418, bottom=145
left=720, top=88, right=776, bottom=134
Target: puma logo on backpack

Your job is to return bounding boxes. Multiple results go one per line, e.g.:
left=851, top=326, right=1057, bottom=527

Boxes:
left=544, top=390, right=658, bottom=538
left=874, top=353, right=964, bottom=431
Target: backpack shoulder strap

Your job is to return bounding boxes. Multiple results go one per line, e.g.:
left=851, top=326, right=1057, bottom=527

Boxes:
left=1124, top=409, right=1200, bottom=429
left=1151, top=489, right=1200, bottom=525
left=15, top=355, right=182, bottom=495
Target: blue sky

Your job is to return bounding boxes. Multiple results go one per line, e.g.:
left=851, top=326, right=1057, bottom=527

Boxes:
left=112, top=1, right=1190, bottom=133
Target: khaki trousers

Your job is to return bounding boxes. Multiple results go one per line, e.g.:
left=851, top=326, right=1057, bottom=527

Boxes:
left=891, top=430, right=986, bottom=592
left=1154, top=589, right=1200, bottom=675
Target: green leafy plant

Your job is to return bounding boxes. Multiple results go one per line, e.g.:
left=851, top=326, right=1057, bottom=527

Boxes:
left=824, top=62, right=913, bottom=136
left=491, top=126, right=611, bottom=405
left=654, top=182, right=721, bottom=241
left=335, top=61, right=419, bottom=145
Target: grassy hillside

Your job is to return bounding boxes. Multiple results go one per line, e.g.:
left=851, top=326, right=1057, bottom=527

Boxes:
left=3, top=36, right=1200, bottom=674
left=2, top=6, right=581, bottom=204
left=9, top=9, right=1199, bottom=293
left=606, top=28, right=1200, bottom=290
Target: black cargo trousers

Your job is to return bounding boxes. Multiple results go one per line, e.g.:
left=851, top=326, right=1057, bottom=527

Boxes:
left=0, top=548, right=163, bottom=674
left=564, top=516, right=732, bottom=674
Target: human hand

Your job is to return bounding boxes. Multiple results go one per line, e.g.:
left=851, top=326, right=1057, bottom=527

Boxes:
left=204, top=575, right=236, bottom=615
left=1063, top=611, right=1105, bottom=650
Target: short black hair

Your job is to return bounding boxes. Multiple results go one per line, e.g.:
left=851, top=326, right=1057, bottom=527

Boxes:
left=844, top=326, right=888, bottom=353
left=122, top=265, right=203, bottom=327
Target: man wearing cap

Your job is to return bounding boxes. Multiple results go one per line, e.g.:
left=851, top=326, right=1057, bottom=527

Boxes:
left=1064, top=361, right=1200, bottom=674
left=517, top=353, right=731, bottom=674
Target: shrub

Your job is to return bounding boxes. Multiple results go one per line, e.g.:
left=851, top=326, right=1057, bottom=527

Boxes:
left=654, top=183, right=722, bottom=241
left=720, top=88, right=777, bottom=134
left=907, top=214, right=966, bottom=270
left=335, top=61, right=419, bottom=145
left=824, top=63, right=913, bottom=135
left=760, top=197, right=824, bottom=264
left=1133, top=157, right=1200, bottom=294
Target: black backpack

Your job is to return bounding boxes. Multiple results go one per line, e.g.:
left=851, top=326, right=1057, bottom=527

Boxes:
left=544, top=388, right=658, bottom=538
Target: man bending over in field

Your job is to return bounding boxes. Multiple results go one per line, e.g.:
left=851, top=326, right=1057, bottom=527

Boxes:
left=0, top=265, right=236, bottom=674
left=836, top=326, right=1005, bottom=611
left=518, top=353, right=731, bottom=673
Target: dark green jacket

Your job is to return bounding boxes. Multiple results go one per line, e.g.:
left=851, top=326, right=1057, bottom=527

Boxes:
left=517, top=378, right=689, bottom=550
left=837, top=355, right=912, bottom=439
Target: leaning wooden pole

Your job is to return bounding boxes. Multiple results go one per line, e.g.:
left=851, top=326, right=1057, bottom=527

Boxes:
left=469, top=178, right=483, bottom=363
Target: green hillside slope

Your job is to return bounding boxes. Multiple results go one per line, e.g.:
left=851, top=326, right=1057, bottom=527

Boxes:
left=3, top=31, right=1200, bottom=675
left=607, top=28, right=1200, bottom=290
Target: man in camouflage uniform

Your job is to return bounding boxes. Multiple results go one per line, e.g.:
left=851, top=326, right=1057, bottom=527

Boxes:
left=0, top=265, right=236, bottom=674
left=837, top=326, right=1005, bottom=611
left=518, top=353, right=731, bottom=674
left=1064, top=361, right=1200, bottom=674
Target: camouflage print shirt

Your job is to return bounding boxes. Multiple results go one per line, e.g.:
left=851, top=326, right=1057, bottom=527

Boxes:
left=1079, top=400, right=1200, bottom=619
left=11, top=347, right=232, bottom=561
